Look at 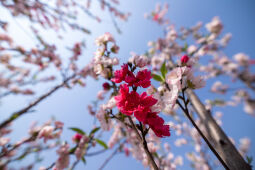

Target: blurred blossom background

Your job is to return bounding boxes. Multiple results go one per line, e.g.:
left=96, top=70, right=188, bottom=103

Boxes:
left=0, top=0, right=255, bottom=169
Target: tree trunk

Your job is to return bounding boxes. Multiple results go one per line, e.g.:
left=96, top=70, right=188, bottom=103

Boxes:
left=186, top=89, right=251, bottom=170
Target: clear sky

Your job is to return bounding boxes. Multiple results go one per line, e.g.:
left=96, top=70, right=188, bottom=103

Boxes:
left=0, top=0, right=255, bottom=169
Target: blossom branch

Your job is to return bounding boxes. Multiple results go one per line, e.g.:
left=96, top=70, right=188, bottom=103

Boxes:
left=0, top=135, right=36, bottom=158
left=127, top=116, right=159, bottom=170
left=0, top=74, right=76, bottom=129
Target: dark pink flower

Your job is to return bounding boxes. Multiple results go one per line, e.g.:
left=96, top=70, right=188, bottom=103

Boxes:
left=133, top=92, right=157, bottom=122
left=249, top=59, right=255, bottom=65
left=111, top=64, right=129, bottom=83
left=115, top=84, right=140, bottom=115
left=134, top=105, right=151, bottom=123
left=146, top=112, right=170, bottom=138
left=134, top=69, right=151, bottom=88
left=113, top=66, right=170, bottom=138
left=112, top=65, right=151, bottom=88
left=124, top=70, right=136, bottom=85
left=153, top=14, right=159, bottom=21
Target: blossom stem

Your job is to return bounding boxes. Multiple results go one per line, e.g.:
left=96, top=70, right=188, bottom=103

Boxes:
left=127, top=116, right=159, bottom=170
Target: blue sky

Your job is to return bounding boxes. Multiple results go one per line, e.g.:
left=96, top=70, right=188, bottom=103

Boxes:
left=0, top=0, right=255, bottom=169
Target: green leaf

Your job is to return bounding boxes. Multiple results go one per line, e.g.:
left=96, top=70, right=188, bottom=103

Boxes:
left=69, top=127, right=86, bottom=135
left=17, top=153, right=27, bottom=160
left=153, top=152, right=159, bottom=159
left=152, top=73, right=164, bottom=82
left=182, top=42, right=188, bottom=52
left=246, top=156, right=253, bottom=165
left=32, top=75, right=37, bottom=80
left=69, top=146, right=77, bottom=154
left=89, top=127, right=100, bottom=136
left=81, top=157, right=86, bottom=164
left=187, top=80, right=195, bottom=89
left=160, top=62, right=167, bottom=79
left=95, top=139, right=108, bottom=149
left=208, top=99, right=226, bottom=106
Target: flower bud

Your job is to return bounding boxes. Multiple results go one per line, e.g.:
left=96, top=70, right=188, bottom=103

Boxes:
left=181, top=55, right=189, bottom=63
left=103, top=82, right=111, bottom=90
left=72, top=133, right=83, bottom=143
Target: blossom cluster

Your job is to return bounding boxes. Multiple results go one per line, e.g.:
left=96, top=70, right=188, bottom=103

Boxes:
left=93, top=32, right=120, bottom=78
left=113, top=64, right=170, bottom=137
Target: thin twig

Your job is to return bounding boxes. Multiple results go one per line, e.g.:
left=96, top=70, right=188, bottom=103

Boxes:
left=86, top=149, right=107, bottom=156
left=98, top=145, right=119, bottom=170
left=70, top=159, right=80, bottom=170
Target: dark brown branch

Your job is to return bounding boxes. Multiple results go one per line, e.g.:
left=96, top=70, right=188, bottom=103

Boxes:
left=127, top=116, right=159, bottom=170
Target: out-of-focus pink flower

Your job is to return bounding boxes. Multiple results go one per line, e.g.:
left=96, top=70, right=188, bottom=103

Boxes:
left=147, top=3, right=169, bottom=25
left=166, top=29, right=178, bottom=42
left=55, top=121, right=64, bottom=129
left=147, top=142, right=159, bottom=153
left=111, top=64, right=129, bottom=83
left=87, top=104, right=95, bottom=116
left=129, top=54, right=148, bottom=68
left=239, top=137, right=251, bottom=156
left=233, top=53, right=250, bottom=66
left=244, top=100, right=255, bottom=116
left=95, top=32, right=115, bottom=46
left=187, top=73, right=206, bottom=89
left=96, top=106, right=113, bottom=131
left=124, top=146, right=130, bottom=156
left=174, top=138, right=187, bottom=147
left=97, top=90, right=107, bottom=100
left=108, top=125, right=122, bottom=148
left=38, top=126, right=54, bottom=143
left=187, top=45, right=197, bottom=55
left=211, top=81, right=228, bottom=94
left=54, top=143, right=70, bottom=170
left=151, top=55, right=164, bottom=70
left=75, top=136, right=89, bottom=160
left=0, top=137, right=10, bottom=146
left=220, top=33, right=232, bottom=46
left=205, top=16, right=223, bottom=35
left=102, top=97, right=116, bottom=110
